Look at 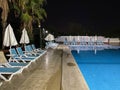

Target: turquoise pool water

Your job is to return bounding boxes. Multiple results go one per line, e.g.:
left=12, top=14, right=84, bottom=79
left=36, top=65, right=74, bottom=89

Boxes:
left=72, top=49, right=120, bottom=90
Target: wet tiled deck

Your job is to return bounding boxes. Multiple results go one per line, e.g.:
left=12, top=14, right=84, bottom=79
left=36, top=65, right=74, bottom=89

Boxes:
left=0, top=45, right=89, bottom=90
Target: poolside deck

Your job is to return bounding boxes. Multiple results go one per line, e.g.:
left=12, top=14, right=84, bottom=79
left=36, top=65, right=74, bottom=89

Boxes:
left=0, top=45, right=89, bottom=90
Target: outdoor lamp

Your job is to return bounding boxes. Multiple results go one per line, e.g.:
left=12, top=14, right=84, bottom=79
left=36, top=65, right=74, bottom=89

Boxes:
left=39, top=24, right=42, bottom=48
left=45, top=30, right=48, bottom=33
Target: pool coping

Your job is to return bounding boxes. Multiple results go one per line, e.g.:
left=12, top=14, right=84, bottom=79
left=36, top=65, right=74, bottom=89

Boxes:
left=57, top=45, right=89, bottom=90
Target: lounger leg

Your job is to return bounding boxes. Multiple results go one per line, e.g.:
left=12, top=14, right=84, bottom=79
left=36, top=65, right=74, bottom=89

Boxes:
left=0, top=74, right=7, bottom=81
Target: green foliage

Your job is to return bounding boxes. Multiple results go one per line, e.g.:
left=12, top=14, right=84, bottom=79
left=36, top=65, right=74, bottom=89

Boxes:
left=28, top=0, right=47, bottom=23
left=8, top=0, right=47, bottom=42
left=21, top=12, right=32, bottom=24
left=11, top=0, right=47, bottom=26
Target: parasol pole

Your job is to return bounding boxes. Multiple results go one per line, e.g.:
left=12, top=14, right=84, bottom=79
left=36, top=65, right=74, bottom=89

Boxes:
left=8, top=24, right=11, bottom=50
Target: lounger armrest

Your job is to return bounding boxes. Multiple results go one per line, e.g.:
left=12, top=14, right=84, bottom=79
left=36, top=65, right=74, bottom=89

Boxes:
left=6, top=54, right=15, bottom=57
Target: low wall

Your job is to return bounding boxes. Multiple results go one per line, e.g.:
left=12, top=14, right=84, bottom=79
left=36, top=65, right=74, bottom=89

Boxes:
left=109, top=38, right=120, bottom=45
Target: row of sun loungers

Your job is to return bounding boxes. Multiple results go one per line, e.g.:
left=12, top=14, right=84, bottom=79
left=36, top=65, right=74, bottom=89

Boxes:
left=64, top=40, right=105, bottom=45
left=0, top=44, right=47, bottom=83
left=66, top=41, right=120, bottom=53
left=45, top=41, right=58, bottom=49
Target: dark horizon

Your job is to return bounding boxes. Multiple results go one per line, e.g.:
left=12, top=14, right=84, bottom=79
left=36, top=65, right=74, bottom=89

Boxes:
left=45, top=0, right=120, bottom=37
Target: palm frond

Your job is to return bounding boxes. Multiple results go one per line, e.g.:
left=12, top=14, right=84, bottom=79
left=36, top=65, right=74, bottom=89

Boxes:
left=21, top=12, right=32, bottom=24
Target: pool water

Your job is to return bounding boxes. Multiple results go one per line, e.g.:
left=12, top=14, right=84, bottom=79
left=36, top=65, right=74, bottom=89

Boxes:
left=72, top=49, right=120, bottom=90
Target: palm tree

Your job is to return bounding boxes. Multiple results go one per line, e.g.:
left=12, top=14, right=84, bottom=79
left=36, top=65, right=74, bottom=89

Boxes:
left=0, top=0, right=9, bottom=49
left=12, top=0, right=47, bottom=40
left=0, top=0, right=9, bottom=29
left=0, top=0, right=47, bottom=42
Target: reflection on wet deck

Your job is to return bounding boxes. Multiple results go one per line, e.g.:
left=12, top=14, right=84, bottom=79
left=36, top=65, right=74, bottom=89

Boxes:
left=0, top=45, right=89, bottom=90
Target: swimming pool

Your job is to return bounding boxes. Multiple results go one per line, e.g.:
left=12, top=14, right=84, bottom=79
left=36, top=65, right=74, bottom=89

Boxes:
left=72, top=49, right=120, bottom=90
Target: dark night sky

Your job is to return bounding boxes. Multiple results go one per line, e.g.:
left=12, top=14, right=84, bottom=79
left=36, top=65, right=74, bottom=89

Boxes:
left=45, top=0, right=120, bottom=36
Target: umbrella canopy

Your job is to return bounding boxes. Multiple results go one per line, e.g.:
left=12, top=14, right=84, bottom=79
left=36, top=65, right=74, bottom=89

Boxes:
left=69, top=35, right=72, bottom=42
left=94, top=35, right=97, bottom=42
left=3, top=24, right=18, bottom=47
left=45, top=33, right=55, bottom=41
left=20, top=28, right=30, bottom=44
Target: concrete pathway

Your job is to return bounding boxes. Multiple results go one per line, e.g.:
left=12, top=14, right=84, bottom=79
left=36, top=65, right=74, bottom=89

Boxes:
left=17, top=49, right=62, bottom=90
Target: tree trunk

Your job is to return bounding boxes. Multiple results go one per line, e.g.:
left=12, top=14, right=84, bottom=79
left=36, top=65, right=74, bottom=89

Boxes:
left=0, top=0, right=9, bottom=49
